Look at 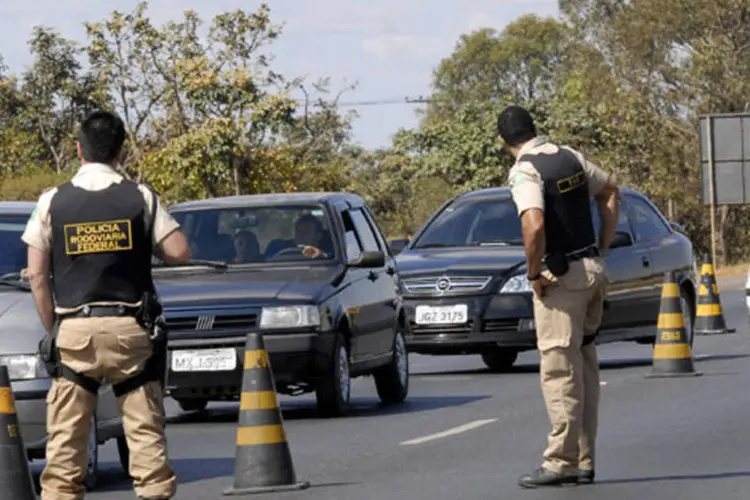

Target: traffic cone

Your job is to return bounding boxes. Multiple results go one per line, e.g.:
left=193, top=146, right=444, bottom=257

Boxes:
left=0, top=364, right=38, bottom=500
left=694, top=254, right=735, bottom=335
left=645, top=272, right=702, bottom=378
left=223, top=333, right=309, bottom=496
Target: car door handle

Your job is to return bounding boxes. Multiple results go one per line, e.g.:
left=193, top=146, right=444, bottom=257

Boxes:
left=642, top=256, right=650, bottom=267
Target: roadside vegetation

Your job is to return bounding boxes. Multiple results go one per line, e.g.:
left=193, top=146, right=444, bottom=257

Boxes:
left=0, top=1, right=748, bottom=267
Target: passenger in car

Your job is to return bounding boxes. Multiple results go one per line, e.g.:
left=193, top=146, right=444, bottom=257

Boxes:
left=233, top=229, right=261, bottom=263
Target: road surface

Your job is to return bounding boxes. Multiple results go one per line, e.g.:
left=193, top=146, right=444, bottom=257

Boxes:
left=30, top=275, right=750, bottom=499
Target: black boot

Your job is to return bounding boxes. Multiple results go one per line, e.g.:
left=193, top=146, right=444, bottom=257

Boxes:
left=518, top=467, right=579, bottom=488
left=578, top=469, right=595, bottom=484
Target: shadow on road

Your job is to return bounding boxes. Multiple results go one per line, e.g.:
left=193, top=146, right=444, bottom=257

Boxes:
left=166, top=395, right=491, bottom=425
left=596, top=470, right=750, bottom=484
left=413, top=352, right=750, bottom=378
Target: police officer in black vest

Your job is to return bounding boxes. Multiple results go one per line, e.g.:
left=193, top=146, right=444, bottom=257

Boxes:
left=496, top=105, right=620, bottom=488
left=23, top=110, right=192, bottom=500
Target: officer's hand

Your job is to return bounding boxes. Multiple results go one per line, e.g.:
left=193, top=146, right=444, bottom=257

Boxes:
left=532, top=276, right=553, bottom=298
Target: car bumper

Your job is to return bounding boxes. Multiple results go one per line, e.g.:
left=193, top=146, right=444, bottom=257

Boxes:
left=165, top=331, right=335, bottom=400
left=403, top=293, right=538, bottom=354
left=12, top=377, right=52, bottom=455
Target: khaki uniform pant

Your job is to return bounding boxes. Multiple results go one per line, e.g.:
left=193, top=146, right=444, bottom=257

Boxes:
left=40, top=316, right=177, bottom=500
left=532, top=256, right=608, bottom=475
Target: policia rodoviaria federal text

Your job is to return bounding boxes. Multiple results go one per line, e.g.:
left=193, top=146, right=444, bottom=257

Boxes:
left=496, top=105, right=620, bottom=489
left=23, top=110, right=192, bottom=500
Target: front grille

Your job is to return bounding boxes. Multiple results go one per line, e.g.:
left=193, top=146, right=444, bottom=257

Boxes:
left=165, top=314, right=258, bottom=332
left=483, top=319, right=519, bottom=333
left=403, top=275, right=491, bottom=295
left=409, top=321, right=474, bottom=336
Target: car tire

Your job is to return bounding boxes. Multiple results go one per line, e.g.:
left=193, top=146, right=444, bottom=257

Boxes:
left=373, top=326, right=409, bottom=406
left=481, top=347, right=518, bottom=373
left=177, top=398, right=208, bottom=413
left=315, top=331, right=351, bottom=417
left=117, top=435, right=130, bottom=476
left=83, top=413, right=99, bottom=491
left=680, top=285, right=696, bottom=348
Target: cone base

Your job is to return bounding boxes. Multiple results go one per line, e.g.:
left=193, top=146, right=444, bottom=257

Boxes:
left=223, top=480, right=310, bottom=496
left=645, top=371, right=702, bottom=379
left=696, top=328, right=736, bottom=335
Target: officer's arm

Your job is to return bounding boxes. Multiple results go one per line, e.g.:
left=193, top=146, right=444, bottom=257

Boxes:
left=22, top=192, right=56, bottom=335
left=150, top=192, right=191, bottom=264
left=27, top=247, right=56, bottom=335
left=509, top=165, right=546, bottom=279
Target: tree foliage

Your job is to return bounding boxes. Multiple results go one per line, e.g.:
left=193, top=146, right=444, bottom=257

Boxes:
left=1, top=1, right=748, bottom=263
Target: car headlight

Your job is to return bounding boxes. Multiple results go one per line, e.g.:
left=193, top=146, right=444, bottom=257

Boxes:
left=259, top=306, right=321, bottom=329
left=499, top=274, right=533, bottom=294
left=0, top=354, right=46, bottom=380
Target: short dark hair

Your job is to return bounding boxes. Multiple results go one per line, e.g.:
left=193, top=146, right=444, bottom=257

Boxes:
left=77, top=110, right=126, bottom=164
left=296, top=213, right=322, bottom=231
left=496, top=105, right=537, bottom=147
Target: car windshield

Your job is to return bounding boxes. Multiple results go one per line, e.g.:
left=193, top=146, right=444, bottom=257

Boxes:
left=168, top=204, right=337, bottom=265
left=0, top=214, right=30, bottom=276
left=412, top=197, right=524, bottom=249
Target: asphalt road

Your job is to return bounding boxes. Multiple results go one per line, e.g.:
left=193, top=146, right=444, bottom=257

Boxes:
left=30, top=275, right=750, bottom=499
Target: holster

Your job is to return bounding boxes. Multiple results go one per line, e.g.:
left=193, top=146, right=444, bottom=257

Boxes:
left=38, top=318, right=101, bottom=395
left=545, top=252, right=570, bottom=277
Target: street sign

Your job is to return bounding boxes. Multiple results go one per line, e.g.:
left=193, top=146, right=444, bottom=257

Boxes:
left=699, top=113, right=750, bottom=205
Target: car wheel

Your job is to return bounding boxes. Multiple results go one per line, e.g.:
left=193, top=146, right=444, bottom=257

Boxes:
left=373, top=326, right=409, bottom=405
left=83, top=413, right=99, bottom=491
left=680, top=286, right=696, bottom=348
left=481, top=347, right=518, bottom=373
left=315, top=331, right=350, bottom=417
left=116, top=435, right=130, bottom=476
left=177, top=398, right=208, bottom=413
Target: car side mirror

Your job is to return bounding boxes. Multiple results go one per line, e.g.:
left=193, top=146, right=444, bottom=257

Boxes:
left=388, top=238, right=410, bottom=255
left=668, top=221, right=686, bottom=234
left=610, top=231, right=633, bottom=249
left=349, top=250, right=386, bottom=268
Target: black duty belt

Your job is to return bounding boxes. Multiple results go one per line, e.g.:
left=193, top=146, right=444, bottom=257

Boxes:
left=60, top=305, right=139, bottom=319
left=566, top=245, right=600, bottom=262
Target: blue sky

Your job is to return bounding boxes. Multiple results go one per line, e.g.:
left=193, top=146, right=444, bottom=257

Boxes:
left=0, top=0, right=559, bottom=150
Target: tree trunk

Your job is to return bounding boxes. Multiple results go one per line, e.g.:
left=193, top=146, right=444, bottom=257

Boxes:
left=716, top=205, right=731, bottom=266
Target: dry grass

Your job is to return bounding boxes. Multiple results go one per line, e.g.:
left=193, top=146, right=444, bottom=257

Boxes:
left=714, top=262, right=749, bottom=277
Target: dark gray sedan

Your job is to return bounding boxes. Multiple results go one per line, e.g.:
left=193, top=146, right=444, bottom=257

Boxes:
left=392, top=186, right=698, bottom=372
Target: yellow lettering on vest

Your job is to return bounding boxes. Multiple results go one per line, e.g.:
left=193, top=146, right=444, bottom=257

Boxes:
left=63, top=220, right=134, bottom=255
left=556, top=171, right=586, bottom=194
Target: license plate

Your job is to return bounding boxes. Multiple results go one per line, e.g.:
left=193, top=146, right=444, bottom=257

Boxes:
left=171, top=348, right=237, bottom=372
left=415, top=304, right=468, bottom=325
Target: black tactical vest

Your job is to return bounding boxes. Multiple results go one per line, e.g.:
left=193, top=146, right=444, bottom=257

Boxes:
left=518, top=146, right=596, bottom=255
left=49, top=179, right=155, bottom=309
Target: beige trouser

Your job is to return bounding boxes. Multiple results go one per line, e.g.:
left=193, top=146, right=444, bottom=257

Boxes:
left=40, top=316, right=177, bottom=500
left=532, top=256, right=608, bottom=475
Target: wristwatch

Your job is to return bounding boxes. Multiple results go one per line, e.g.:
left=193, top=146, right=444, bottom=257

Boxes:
left=527, top=273, right=541, bottom=281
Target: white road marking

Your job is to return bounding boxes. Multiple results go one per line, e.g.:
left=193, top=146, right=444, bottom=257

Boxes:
left=399, top=418, right=498, bottom=446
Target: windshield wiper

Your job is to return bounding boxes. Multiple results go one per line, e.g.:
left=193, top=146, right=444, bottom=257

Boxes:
left=475, top=239, right=525, bottom=246
left=0, top=273, right=30, bottom=291
left=414, top=243, right=453, bottom=249
left=154, top=259, right=228, bottom=270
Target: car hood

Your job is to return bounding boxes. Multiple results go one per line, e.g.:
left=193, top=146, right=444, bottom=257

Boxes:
left=153, top=265, right=341, bottom=309
left=0, top=288, right=45, bottom=354
left=395, top=246, right=527, bottom=278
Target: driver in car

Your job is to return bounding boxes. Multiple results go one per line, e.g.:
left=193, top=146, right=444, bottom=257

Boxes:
left=292, top=214, right=327, bottom=258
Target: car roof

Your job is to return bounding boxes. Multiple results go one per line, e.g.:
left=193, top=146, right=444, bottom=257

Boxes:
left=455, top=185, right=643, bottom=201
left=0, top=201, right=36, bottom=215
left=169, top=192, right=365, bottom=211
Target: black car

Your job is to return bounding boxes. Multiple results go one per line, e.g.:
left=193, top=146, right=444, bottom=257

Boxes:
left=393, top=186, right=698, bottom=372
left=154, top=192, right=408, bottom=416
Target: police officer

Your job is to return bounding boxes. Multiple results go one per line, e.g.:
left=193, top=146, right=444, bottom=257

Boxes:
left=495, top=105, right=620, bottom=488
left=23, top=110, right=192, bottom=500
